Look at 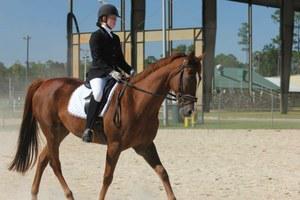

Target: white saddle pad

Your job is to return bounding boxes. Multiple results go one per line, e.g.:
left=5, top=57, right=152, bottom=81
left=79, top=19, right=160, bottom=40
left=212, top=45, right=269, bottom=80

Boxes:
left=67, top=83, right=118, bottom=119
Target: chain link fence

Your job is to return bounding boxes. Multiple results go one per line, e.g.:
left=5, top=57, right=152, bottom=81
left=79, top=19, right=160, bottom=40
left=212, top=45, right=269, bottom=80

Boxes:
left=0, top=78, right=26, bottom=130
left=158, top=89, right=300, bottom=129
left=1, top=77, right=300, bottom=130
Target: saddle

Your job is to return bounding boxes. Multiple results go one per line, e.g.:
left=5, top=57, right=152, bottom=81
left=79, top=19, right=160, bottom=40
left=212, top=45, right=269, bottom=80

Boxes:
left=83, top=77, right=117, bottom=116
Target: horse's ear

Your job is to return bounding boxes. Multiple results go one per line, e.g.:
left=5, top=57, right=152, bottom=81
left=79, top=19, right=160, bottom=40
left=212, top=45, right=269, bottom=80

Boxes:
left=197, top=53, right=205, bottom=61
left=188, top=51, right=195, bottom=60
left=195, top=52, right=203, bottom=85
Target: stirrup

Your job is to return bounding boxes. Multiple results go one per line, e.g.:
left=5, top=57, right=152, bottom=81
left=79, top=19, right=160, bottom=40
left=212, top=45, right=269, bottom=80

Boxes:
left=82, top=128, right=94, bottom=143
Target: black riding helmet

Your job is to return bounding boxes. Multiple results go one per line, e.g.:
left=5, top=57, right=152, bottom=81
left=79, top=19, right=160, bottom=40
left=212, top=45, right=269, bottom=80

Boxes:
left=98, top=4, right=120, bottom=19
left=96, top=4, right=120, bottom=27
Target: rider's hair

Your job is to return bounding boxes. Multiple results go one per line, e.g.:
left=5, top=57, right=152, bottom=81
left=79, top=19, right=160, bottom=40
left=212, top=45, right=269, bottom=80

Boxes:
left=96, top=16, right=107, bottom=27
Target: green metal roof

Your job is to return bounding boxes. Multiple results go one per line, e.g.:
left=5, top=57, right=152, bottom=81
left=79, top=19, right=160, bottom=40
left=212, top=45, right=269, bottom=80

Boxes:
left=214, top=67, right=280, bottom=91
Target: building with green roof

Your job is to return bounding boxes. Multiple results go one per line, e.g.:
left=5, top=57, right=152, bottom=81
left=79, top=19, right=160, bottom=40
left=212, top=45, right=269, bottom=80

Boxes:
left=213, top=66, right=280, bottom=93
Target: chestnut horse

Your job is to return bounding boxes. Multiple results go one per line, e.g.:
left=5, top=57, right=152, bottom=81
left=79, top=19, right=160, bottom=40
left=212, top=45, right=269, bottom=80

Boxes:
left=8, top=52, right=202, bottom=200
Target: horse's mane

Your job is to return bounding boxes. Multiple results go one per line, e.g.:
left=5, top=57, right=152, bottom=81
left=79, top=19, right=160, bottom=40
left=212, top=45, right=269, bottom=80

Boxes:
left=130, top=53, right=186, bottom=84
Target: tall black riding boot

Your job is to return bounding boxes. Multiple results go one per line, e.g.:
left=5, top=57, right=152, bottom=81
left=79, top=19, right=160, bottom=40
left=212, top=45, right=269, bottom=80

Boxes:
left=82, top=96, right=101, bottom=142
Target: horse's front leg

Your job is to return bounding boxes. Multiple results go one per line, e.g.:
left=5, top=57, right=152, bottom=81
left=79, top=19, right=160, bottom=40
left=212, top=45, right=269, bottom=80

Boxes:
left=134, top=142, right=176, bottom=200
left=98, top=140, right=121, bottom=200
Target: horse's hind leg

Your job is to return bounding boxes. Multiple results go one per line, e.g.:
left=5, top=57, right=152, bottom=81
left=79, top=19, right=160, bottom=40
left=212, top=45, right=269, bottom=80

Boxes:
left=48, top=125, right=74, bottom=199
left=134, top=142, right=176, bottom=200
left=35, top=122, right=74, bottom=200
left=98, top=141, right=121, bottom=200
left=31, top=146, right=49, bottom=199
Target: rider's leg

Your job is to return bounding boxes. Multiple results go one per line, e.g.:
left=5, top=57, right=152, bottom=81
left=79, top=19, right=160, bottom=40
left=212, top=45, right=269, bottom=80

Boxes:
left=82, top=77, right=107, bottom=142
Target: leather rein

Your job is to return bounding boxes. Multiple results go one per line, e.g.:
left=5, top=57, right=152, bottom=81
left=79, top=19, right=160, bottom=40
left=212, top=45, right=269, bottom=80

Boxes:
left=113, top=62, right=199, bottom=127
left=119, top=63, right=198, bottom=104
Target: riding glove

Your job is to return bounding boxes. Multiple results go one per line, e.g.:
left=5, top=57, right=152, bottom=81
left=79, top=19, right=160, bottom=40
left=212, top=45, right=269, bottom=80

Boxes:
left=109, top=70, right=122, bottom=81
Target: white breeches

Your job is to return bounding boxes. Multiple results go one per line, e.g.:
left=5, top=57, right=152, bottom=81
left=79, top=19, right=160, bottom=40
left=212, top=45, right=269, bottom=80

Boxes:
left=89, top=77, right=108, bottom=102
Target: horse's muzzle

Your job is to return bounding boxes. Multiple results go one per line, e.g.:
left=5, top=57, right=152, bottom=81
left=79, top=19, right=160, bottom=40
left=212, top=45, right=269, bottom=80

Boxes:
left=179, top=105, right=194, bottom=117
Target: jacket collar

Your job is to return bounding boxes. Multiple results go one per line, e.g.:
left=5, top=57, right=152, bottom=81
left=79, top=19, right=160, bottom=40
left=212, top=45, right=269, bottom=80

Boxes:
left=101, top=24, right=113, bottom=38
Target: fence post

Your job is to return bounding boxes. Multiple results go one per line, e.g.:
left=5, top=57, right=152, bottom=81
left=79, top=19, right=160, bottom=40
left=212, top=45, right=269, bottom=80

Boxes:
left=1, top=114, right=4, bottom=128
left=271, top=89, right=274, bottom=128
left=218, top=92, right=221, bottom=127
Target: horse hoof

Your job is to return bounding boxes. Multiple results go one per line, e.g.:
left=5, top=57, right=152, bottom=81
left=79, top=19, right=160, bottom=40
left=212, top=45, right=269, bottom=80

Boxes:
left=66, top=190, right=74, bottom=200
left=31, top=194, right=38, bottom=200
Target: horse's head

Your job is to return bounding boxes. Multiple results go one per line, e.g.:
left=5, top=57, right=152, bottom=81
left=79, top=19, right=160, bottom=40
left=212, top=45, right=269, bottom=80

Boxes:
left=169, top=51, right=202, bottom=117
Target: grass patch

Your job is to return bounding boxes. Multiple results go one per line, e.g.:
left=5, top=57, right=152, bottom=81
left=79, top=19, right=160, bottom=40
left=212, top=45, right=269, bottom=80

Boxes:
left=205, top=111, right=300, bottom=120
left=159, top=110, right=300, bottom=129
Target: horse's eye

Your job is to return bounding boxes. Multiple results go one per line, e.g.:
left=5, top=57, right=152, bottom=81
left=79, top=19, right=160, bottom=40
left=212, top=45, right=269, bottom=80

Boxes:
left=187, top=71, right=194, bottom=75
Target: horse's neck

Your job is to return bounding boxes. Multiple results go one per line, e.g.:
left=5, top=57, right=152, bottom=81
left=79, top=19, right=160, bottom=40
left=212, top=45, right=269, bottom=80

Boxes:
left=133, top=65, right=173, bottom=116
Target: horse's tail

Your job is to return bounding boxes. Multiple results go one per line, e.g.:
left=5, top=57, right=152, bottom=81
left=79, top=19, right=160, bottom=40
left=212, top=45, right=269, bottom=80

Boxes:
left=8, top=79, right=44, bottom=173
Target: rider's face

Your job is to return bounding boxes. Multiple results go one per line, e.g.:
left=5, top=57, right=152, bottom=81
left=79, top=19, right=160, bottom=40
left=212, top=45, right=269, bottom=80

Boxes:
left=107, top=15, right=117, bottom=29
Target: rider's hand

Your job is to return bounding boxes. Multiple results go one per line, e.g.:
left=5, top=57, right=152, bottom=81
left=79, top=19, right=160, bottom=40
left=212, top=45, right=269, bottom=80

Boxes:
left=130, top=69, right=136, bottom=76
left=109, top=70, right=122, bottom=81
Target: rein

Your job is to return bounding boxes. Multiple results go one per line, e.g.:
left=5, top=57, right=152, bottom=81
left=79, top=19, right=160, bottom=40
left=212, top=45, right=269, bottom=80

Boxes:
left=113, top=62, right=199, bottom=127
left=119, top=63, right=198, bottom=103
left=118, top=79, right=177, bottom=101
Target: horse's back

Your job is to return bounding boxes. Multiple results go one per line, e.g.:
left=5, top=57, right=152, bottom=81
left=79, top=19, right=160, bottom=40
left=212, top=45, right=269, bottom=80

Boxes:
left=35, top=77, right=82, bottom=95
left=32, top=77, right=83, bottom=116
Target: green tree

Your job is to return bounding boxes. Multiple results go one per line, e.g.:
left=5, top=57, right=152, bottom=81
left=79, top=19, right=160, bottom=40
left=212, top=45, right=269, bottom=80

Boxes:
left=238, top=22, right=249, bottom=58
left=255, top=44, right=279, bottom=77
left=7, top=62, right=27, bottom=91
left=292, top=51, right=300, bottom=74
left=172, top=44, right=195, bottom=54
left=8, top=62, right=26, bottom=80
left=0, top=62, right=7, bottom=78
left=79, top=59, right=92, bottom=80
left=295, top=12, right=300, bottom=52
left=271, top=9, right=280, bottom=24
left=271, top=10, right=300, bottom=74
left=214, top=53, right=246, bottom=68
left=145, top=56, right=157, bottom=68
left=30, top=61, right=46, bottom=79
left=45, top=60, right=66, bottom=77
left=173, top=44, right=187, bottom=54
left=271, top=10, right=300, bottom=50
left=187, top=44, right=195, bottom=54
left=0, top=62, right=8, bottom=95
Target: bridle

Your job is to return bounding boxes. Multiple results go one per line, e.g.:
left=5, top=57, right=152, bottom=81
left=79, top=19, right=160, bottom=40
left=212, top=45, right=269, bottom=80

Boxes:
left=118, top=59, right=198, bottom=105
left=175, top=62, right=198, bottom=106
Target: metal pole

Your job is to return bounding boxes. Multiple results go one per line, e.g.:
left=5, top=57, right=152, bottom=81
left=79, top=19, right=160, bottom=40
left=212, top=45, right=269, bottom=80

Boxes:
left=121, top=0, right=125, bottom=31
left=278, top=38, right=281, bottom=76
left=271, top=89, right=274, bottom=128
left=162, top=0, right=168, bottom=126
left=297, top=17, right=300, bottom=52
left=218, top=92, right=221, bottom=127
left=167, top=0, right=173, bottom=55
left=26, top=36, right=29, bottom=84
left=121, top=0, right=126, bottom=52
left=67, top=0, right=73, bottom=77
left=83, top=54, right=89, bottom=81
left=26, top=36, right=29, bottom=82
left=23, top=35, right=31, bottom=85
left=8, top=77, right=12, bottom=101
left=69, top=0, right=73, bottom=19
left=84, top=56, right=87, bottom=81
left=248, top=3, right=253, bottom=95
left=81, top=49, right=89, bottom=80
